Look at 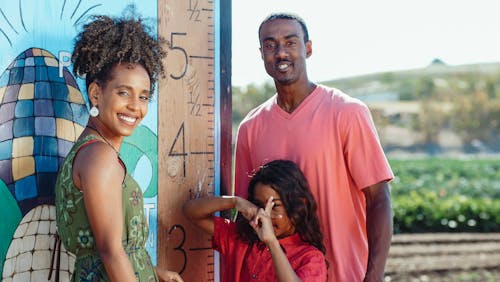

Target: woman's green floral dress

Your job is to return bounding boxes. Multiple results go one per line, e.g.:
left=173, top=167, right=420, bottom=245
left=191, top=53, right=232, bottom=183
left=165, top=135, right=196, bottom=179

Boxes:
left=55, top=135, right=157, bottom=281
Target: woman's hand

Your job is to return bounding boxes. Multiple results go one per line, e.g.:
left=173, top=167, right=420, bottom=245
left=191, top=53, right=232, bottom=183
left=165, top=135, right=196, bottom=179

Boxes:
left=156, top=268, right=184, bottom=282
left=249, top=196, right=277, bottom=245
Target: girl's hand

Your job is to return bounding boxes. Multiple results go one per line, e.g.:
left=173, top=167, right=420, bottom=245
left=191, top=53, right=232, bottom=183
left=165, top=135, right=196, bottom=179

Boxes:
left=156, top=268, right=184, bottom=282
left=249, top=196, right=278, bottom=245
left=234, top=196, right=258, bottom=221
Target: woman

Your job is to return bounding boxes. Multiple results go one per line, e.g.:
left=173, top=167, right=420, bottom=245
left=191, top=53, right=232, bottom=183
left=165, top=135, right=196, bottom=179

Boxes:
left=55, top=10, right=182, bottom=282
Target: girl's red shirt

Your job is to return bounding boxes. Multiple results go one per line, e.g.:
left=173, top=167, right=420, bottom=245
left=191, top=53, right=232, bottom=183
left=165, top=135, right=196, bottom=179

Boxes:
left=213, top=217, right=327, bottom=282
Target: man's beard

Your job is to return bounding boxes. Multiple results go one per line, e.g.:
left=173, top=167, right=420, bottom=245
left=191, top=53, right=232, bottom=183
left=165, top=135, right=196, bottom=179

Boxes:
left=276, top=76, right=294, bottom=85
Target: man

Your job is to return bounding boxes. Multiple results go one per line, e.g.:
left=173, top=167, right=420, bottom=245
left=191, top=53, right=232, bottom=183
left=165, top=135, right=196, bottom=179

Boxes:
left=234, top=13, right=394, bottom=282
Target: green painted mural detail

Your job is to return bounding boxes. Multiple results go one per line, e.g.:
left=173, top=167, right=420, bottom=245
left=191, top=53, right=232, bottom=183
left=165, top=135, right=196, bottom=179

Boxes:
left=122, top=125, right=158, bottom=197
left=0, top=179, right=22, bottom=277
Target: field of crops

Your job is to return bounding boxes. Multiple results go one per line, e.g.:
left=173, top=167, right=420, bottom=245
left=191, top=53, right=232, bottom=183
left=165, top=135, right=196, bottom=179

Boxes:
left=386, top=158, right=500, bottom=281
left=390, top=158, right=499, bottom=198
left=389, top=158, right=500, bottom=233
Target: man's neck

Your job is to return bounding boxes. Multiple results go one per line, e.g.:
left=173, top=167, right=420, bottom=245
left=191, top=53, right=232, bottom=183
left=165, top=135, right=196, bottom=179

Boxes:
left=276, top=81, right=316, bottom=113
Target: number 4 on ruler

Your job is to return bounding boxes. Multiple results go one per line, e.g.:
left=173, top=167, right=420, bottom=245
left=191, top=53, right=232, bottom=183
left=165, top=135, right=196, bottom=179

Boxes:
left=168, top=122, right=187, bottom=177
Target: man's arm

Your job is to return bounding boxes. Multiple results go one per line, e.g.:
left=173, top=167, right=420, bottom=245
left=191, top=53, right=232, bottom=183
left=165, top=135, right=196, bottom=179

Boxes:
left=362, top=181, right=393, bottom=282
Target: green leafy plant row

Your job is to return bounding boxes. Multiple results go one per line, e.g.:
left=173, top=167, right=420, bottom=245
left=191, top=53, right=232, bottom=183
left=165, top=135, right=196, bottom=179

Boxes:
left=390, top=158, right=500, bottom=198
left=393, top=191, right=500, bottom=233
left=389, top=158, right=500, bottom=233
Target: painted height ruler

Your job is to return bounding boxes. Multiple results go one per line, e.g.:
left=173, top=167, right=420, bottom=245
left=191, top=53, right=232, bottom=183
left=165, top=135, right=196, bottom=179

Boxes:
left=157, top=0, right=231, bottom=281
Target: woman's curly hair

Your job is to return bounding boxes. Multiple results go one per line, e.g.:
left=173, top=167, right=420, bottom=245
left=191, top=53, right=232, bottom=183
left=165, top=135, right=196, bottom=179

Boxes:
left=236, top=159, right=327, bottom=255
left=72, top=7, right=166, bottom=93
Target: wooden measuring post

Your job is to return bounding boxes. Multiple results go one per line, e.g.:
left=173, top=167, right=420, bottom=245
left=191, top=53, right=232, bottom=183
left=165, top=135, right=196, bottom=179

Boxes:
left=157, top=0, right=231, bottom=281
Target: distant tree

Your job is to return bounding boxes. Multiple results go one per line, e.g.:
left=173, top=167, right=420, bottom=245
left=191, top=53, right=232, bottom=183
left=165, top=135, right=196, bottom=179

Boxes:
left=430, top=58, right=446, bottom=66
left=414, top=77, right=436, bottom=99
left=485, top=76, right=499, bottom=99
left=370, top=108, right=390, bottom=144
left=232, top=81, right=275, bottom=128
left=412, top=100, right=447, bottom=146
left=451, top=90, right=500, bottom=149
left=399, top=80, right=414, bottom=101
left=411, top=77, right=448, bottom=149
left=380, top=72, right=394, bottom=84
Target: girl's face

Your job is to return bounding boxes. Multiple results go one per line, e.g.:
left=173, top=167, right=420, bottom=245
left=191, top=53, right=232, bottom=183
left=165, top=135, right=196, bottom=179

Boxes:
left=89, top=63, right=151, bottom=139
left=253, top=183, right=295, bottom=238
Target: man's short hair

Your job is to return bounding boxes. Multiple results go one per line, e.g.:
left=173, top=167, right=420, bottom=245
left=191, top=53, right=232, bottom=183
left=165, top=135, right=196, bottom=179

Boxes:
left=258, top=12, right=309, bottom=43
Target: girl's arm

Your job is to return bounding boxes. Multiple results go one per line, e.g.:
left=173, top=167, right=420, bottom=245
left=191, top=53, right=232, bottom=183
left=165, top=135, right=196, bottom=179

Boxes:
left=182, top=196, right=258, bottom=235
left=75, top=142, right=136, bottom=281
left=250, top=197, right=302, bottom=282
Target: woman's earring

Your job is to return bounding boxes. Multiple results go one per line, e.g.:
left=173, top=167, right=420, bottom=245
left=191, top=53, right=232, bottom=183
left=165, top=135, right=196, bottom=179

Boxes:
left=89, top=106, right=99, bottom=117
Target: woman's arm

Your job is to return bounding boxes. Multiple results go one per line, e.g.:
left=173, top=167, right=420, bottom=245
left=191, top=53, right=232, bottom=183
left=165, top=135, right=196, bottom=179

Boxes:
left=250, top=197, right=302, bottom=282
left=75, top=142, right=135, bottom=281
left=182, top=196, right=258, bottom=235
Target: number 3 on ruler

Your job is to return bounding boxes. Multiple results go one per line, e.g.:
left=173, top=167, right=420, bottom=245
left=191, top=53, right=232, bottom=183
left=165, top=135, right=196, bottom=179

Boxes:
left=170, top=32, right=188, bottom=80
left=168, top=224, right=187, bottom=274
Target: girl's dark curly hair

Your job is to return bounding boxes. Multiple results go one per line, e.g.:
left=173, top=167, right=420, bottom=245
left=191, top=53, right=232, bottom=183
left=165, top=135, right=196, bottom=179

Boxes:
left=236, top=159, right=326, bottom=254
left=72, top=7, right=166, bottom=93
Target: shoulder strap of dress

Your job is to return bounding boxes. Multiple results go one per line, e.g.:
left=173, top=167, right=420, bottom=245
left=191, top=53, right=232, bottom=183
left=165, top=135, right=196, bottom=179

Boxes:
left=71, top=139, right=100, bottom=168
left=75, top=139, right=100, bottom=155
left=73, top=138, right=127, bottom=177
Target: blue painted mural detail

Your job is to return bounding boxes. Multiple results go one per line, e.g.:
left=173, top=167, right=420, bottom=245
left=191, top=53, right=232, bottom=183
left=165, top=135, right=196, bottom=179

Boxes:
left=0, top=0, right=160, bottom=277
left=0, top=48, right=88, bottom=215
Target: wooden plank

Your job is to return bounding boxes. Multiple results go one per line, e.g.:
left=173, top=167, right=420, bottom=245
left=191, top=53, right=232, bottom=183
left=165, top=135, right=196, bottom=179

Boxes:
left=157, top=1, right=217, bottom=281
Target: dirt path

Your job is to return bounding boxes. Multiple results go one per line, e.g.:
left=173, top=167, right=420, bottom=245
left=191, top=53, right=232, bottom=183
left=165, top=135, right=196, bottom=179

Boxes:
left=385, top=233, right=500, bottom=281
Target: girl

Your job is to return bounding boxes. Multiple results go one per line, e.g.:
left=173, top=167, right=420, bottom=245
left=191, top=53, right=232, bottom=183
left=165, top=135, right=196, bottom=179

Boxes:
left=55, top=9, right=182, bottom=282
left=183, top=159, right=327, bottom=281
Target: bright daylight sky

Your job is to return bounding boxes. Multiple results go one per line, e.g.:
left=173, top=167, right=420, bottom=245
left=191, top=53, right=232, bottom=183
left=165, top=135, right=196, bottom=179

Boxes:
left=231, top=0, right=500, bottom=87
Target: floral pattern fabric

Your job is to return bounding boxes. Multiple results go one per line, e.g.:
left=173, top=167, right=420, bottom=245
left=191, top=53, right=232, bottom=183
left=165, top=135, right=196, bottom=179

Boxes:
left=55, top=135, right=157, bottom=281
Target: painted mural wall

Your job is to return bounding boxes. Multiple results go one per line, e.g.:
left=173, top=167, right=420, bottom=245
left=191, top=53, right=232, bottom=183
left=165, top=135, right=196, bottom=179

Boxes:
left=0, top=1, right=159, bottom=280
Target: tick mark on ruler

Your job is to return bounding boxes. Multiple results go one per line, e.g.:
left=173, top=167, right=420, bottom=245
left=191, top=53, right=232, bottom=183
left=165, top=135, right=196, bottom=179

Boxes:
left=189, top=246, right=212, bottom=251
left=190, top=151, right=214, bottom=155
left=189, top=55, right=213, bottom=59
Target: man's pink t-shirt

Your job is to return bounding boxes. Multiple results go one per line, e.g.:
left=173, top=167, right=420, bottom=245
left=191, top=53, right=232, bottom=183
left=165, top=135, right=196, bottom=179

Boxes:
left=234, top=85, right=394, bottom=281
left=213, top=217, right=327, bottom=282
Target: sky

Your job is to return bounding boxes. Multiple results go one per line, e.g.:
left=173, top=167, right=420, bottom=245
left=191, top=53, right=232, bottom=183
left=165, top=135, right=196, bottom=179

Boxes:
left=231, top=0, right=500, bottom=87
